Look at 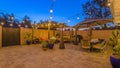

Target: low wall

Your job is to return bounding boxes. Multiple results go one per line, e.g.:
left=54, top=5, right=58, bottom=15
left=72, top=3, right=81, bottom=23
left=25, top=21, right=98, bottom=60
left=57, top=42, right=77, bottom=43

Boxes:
left=3, top=27, right=119, bottom=45
left=33, top=29, right=55, bottom=39
left=20, top=27, right=32, bottom=45
left=77, top=30, right=113, bottom=40
left=0, top=26, right=2, bottom=48
left=62, top=30, right=120, bottom=41
left=20, top=28, right=56, bottom=45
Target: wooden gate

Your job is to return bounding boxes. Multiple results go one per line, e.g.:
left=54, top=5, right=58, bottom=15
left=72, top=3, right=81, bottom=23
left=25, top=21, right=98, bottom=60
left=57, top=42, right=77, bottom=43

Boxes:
left=2, top=27, right=20, bottom=46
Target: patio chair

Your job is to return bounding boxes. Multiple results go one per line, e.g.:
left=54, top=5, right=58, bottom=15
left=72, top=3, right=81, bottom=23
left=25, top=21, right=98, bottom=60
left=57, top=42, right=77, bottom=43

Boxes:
left=93, top=40, right=107, bottom=52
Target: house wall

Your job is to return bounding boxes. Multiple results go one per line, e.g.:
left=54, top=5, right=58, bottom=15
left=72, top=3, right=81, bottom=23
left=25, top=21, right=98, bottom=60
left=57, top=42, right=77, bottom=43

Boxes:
left=110, top=0, right=120, bottom=24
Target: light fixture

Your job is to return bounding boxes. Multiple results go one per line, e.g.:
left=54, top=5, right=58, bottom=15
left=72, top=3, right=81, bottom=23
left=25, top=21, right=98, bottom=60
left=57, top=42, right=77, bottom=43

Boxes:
left=50, top=8, right=53, bottom=13
left=10, top=16, right=14, bottom=21
left=1, top=22, right=4, bottom=26
left=107, top=0, right=111, bottom=7
left=18, top=24, right=21, bottom=27
left=107, top=2, right=111, bottom=7
left=10, top=23, right=13, bottom=27
left=50, top=16, right=53, bottom=20
left=22, top=20, right=25, bottom=23
left=77, top=17, right=80, bottom=20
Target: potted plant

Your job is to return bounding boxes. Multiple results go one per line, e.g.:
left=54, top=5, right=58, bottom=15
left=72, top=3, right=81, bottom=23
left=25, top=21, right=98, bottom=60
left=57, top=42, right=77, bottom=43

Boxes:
left=25, top=32, right=32, bottom=45
left=48, top=37, right=56, bottom=49
left=109, top=29, right=120, bottom=68
left=41, top=40, right=48, bottom=51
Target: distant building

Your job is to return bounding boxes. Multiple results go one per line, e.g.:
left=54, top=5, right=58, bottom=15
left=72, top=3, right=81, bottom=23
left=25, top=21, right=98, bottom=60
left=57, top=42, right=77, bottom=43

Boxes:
left=108, top=0, right=120, bottom=25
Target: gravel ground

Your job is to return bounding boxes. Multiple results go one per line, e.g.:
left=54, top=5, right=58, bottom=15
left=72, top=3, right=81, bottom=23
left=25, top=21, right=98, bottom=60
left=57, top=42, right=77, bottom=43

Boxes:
left=0, top=43, right=112, bottom=68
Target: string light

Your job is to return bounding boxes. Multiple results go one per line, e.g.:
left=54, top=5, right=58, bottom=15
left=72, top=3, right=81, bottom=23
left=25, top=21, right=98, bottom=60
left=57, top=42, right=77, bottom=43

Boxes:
left=22, top=20, right=25, bottom=23
left=107, top=0, right=111, bottom=7
left=18, top=24, right=21, bottom=27
left=50, top=8, right=53, bottom=13
left=1, top=22, right=4, bottom=26
left=77, top=17, right=80, bottom=20
left=50, top=16, right=53, bottom=20
left=10, top=23, right=13, bottom=27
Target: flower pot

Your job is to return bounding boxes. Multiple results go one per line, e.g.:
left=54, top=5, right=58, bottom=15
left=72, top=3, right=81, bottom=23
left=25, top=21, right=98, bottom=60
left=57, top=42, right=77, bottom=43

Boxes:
left=48, top=43, right=54, bottom=49
left=26, top=40, right=31, bottom=45
left=110, top=55, right=120, bottom=68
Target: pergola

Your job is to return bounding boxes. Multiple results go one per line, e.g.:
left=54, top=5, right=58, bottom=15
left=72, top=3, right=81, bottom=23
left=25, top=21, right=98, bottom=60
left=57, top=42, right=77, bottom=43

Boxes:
left=38, top=22, right=67, bottom=49
left=73, top=18, right=113, bottom=44
left=74, top=18, right=113, bottom=28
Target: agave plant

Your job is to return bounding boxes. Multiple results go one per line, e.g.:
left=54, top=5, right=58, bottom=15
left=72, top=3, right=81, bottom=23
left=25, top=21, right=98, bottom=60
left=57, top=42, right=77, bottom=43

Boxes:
left=109, top=29, right=120, bottom=56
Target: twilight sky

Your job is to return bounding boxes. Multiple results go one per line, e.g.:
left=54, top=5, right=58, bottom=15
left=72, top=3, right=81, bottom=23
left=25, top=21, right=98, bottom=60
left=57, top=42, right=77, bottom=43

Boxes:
left=0, top=0, right=87, bottom=26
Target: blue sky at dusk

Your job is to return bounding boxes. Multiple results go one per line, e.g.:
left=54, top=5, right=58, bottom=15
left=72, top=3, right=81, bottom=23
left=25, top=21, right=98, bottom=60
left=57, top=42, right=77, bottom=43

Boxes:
left=0, top=0, right=87, bottom=26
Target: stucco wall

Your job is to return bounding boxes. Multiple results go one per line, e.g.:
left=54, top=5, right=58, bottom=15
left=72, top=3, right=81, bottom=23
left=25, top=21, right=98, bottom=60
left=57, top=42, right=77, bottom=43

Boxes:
left=0, top=26, right=2, bottom=48
left=20, top=27, right=32, bottom=45
left=20, top=28, right=56, bottom=45
left=33, top=29, right=55, bottom=39
left=15, top=27, right=120, bottom=45
left=77, top=30, right=113, bottom=40
left=33, top=29, right=48, bottom=39
left=62, top=30, right=120, bottom=41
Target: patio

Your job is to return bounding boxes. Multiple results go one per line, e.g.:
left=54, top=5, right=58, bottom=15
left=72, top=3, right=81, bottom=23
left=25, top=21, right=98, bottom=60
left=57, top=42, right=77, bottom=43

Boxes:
left=0, top=44, right=112, bottom=68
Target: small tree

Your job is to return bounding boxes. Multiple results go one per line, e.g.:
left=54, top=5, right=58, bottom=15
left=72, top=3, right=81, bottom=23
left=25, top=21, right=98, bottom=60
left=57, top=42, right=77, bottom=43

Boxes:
left=82, top=0, right=112, bottom=19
